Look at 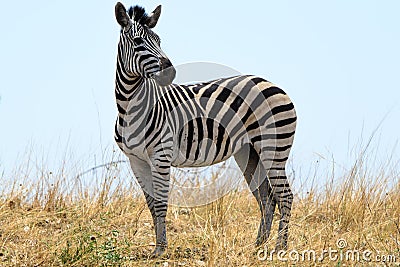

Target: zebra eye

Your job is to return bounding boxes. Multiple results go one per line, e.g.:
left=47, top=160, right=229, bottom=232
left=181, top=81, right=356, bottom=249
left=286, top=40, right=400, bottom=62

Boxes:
left=133, top=37, right=144, bottom=46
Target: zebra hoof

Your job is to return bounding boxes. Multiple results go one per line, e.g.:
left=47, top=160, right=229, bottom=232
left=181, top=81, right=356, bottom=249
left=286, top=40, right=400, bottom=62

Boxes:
left=151, top=246, right=166, bottom=257
left=275, top=241, right=288, bottom=252
left=255, top=238, right=267, bottom=248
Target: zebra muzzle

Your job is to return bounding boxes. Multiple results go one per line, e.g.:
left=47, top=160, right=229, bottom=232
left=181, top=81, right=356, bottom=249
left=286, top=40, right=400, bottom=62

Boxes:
left=153, top=58, right=176, bottom=86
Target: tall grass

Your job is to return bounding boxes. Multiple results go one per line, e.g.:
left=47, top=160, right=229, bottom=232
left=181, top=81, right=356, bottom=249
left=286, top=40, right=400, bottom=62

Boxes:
left=0, top=144, right=399, bottom=266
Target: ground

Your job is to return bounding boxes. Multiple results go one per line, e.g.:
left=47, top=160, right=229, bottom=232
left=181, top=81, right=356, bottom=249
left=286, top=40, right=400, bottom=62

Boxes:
left=0, top=172, right=399, bottom=266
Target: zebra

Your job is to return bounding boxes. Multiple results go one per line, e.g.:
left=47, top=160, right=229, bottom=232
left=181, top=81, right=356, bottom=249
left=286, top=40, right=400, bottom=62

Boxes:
left=114, top=2, right=297, bottom=256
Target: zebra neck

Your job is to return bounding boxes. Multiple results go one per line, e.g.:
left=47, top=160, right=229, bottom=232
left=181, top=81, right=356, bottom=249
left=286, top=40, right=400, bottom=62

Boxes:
left=115, top=73, right=164, bottom=117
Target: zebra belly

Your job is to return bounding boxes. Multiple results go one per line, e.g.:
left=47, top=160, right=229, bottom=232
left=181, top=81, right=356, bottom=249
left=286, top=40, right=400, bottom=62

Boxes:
left=171, top=138, right=234, bottom=167
left=171, top=140, right=219, bottom=168
left=170, top=119, right=246, bottom=168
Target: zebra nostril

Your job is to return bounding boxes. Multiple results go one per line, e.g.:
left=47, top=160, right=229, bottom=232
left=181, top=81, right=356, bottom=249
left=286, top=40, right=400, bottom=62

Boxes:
left=160, top=57, right=173, bottom=69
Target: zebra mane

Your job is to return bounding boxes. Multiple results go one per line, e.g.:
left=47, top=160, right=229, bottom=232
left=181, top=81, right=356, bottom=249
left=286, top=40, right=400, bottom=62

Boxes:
left=128, top=5, right=149, bottom=26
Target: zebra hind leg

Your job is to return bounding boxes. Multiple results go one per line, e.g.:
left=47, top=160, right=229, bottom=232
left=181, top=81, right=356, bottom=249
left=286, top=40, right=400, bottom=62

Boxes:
left=234, top=144, right=276, bottom=247
left=268, top=168, right=293, bottom=251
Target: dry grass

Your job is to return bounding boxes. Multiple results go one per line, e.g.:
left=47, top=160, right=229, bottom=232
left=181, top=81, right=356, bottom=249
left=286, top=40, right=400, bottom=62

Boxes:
left=0, top=153, right=399, bottom=267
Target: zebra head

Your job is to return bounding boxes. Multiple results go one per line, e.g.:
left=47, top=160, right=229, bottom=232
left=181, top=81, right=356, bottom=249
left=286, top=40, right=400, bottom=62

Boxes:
left=115, top=2, right=176, bottom=86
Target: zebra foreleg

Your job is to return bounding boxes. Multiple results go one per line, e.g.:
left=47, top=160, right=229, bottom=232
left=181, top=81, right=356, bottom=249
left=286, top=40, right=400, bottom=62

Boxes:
left=150, top=163, right=171, bottom=256
left=129, top=158, right=161, bottom=254
left=143, top=191, right=157, bottom=233
left=140, top=191, right=168, bottom=255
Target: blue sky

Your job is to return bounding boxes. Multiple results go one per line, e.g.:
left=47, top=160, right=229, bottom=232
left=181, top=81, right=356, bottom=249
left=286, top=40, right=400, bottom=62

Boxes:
left=0, top=1, right=399, bottom=182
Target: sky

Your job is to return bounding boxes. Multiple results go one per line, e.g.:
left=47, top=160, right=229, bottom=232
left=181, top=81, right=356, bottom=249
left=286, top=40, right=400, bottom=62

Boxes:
left=0, top=1, right=399, bottom=188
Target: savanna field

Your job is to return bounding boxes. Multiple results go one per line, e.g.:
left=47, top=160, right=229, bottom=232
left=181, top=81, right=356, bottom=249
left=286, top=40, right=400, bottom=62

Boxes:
left=0, top=149, right=399, bottom=267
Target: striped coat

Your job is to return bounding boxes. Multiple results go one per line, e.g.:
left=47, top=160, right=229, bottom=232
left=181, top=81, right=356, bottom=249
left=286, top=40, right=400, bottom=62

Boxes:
left=114, top=2, right=296, bottom=256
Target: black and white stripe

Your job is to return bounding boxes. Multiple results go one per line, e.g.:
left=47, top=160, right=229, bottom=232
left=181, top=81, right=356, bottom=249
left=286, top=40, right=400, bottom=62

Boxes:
left=114, top=2, right=297, bottom=256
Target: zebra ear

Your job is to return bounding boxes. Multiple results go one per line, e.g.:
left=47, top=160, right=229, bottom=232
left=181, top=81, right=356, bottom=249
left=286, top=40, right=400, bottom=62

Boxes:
left=146, top=5, right=161, bottom=28
left=115, top=2, right=131, bottom=27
